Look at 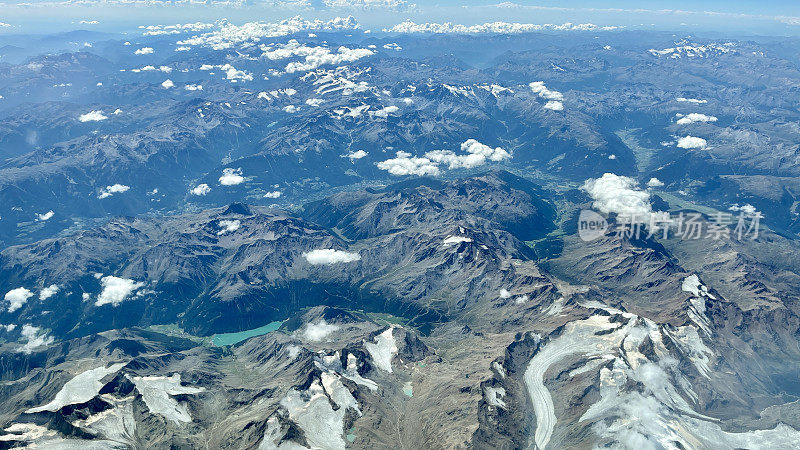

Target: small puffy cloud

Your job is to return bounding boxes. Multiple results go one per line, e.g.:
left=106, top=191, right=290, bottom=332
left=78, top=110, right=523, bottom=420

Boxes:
left=79, top=110, right=108, bottom=122
left=175, top=46, right=191, bottom=52
left=191, top=183, right=211, bottom=196
left=544, top=100, right=564, bottom=111
left=676, top=97, right=707, bottom=104
left=647, top=178, right=665, bottom=188
left=185, top=84, right=203, bottom=91
left=582, top=173, right=652, bottom=219
left=305, top=98, right=325, bottom=107
left=676, top=113, right=717, bottom=125
left=217, top=219, right=241, bottom=235
left=372, top=105, right=399, bottom=118
left=5, top=287, right=33, bottom=312
left=161, top=79, right=174, bottom=89
left=39, top=285, right=59, bottom=300
left=499, top=288, right=511, bottom=299
left=677, top=136, right=707, bottom=149
left=428, top=139, right=510, bottom=169
left=324, top=0, right=411, bottom=11
left=529, top=81, right=563, bottom=101
left=377, top=151, right=440, bottom=176
left=262, top=40, right=374, bottom=73
left=425, top=150, right=485, bottom=170
left=36, top=210, right=54, bottom=221
left=283, top=105, right=299, bottom=113
left=98, top=184, right=130, bottom=199
left=303, top=249, right=361, bottom=265
left=96, top=276, right=145, bottom=307
left=219, top=168, right=245, bottom=186
left=263, top=191, right=282, bottom=198
left=608, top=154, right=616, bottom=160
left=343, top=149, right=367, bottom=160
left=729, top=204, right=758, bottom=215
left=134, top=47, right=154, bottom=55
left=221, top=63, right=253, bottom=81
left=379, top=140, right=508, bottom=176
left=402, top=97, right=413, bottom=105
left=301, top=319, right=339, bottom=341
left=19, top=325, right=54, bottom=354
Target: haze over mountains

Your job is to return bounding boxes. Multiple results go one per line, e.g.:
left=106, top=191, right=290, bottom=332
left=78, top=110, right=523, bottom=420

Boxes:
left=1, top=14, right=800, bottom=449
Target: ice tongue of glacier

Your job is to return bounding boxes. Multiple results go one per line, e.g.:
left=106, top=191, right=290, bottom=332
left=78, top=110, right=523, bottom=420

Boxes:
left=26, top=362, right=127, bottom=413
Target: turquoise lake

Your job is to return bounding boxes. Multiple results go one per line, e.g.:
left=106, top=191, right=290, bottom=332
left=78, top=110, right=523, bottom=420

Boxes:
left=211, top=321, right=283, bottom=346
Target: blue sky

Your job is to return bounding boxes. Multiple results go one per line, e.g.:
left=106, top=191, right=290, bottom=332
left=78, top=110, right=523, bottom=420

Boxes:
left=1, top=1, right=800, bottom=35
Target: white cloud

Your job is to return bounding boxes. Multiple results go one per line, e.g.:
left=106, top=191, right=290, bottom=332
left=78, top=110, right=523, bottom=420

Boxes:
left=647, top=178, right=665, bottom=188
left=283, top=105, right=299, bottom=113
left=583, top=173, right=652, bottom=219
left=426, top=139, right=510, bottom=169
left=220, top=63, right=253, bottom=81
left=175, top=46, right=191, bottom=51
left=729, top=204, right=758, bottom=215
left=324, top=0, right=411, bottom=11
left=263, top=191, right=282, bottom=198
left=5, top=287, right=33, bottom=312
left=288, top=45, right=373, bottom=73
left=377, top=151, right=440, bottom=176
left=98, top=184, right=130, bottom=199
left=36, top=210, right=54, bottom=221
left=530, top=81, right=563, bottom=101
left=386, top=20, right=618, bottom=33
left=185, top=84, right=203, bottom=91
left=677, top=136, right=707, bottom=149
left=379, top=140, right=509, bottom=176
left=544, top=100, right=564, bottom=111
left=499, top=288, right=512, bottom=299
left=219, top=167, right=245, bottom=185
left=79, top=110, right=108, bottom=122
left=261, top=40, right=374, bottom=74
left=177, top=17, right=361, bottom=51
left=343, top=149, right=367, bottom=160
left=39, top=285, right=59, bottom=300
left=96, top=276, right=145, bottom=307
left=217, top=219, right=241, bottom=235
left=305, top=98, right=325, bottom=107
left=191, top=183, right=211, bottom=196
left=676, top=113, right=717, bottom=125
left=134, top=47, right=154, bottom=55
left=303, top=249, right=361, bottom=265
left=19, top=325, right=54, bottom=354
left=301, top=319, right=339, bottom=341
left=371, top=105, right=399, bottom=118
left=161, top=79, right=174, bottom=89
left=676, top=97, right=707, bottom=104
